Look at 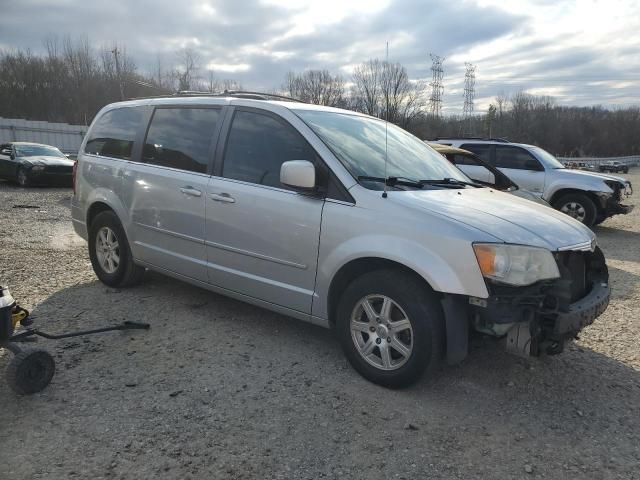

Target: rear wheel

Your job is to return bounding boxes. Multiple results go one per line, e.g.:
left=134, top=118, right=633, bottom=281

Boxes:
left=336, top=270, right=444, bottom=388
left=553, top=193, right=597, bottom=227
left=88, top=211, right=145, bottom=287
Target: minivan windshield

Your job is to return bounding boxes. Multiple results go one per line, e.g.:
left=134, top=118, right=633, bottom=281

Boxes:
left=295, top=110, right=470, bottom=188
left=528, top=145, right=565, bottom=169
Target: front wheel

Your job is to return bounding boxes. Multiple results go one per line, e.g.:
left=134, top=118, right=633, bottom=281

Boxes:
left=16, top=167, right=30, bottom=187
left=88, top=211, right=145, bottom=287
left=336, top=270, right=444, bottom=388
left=553, top=193, right=597, bottom=227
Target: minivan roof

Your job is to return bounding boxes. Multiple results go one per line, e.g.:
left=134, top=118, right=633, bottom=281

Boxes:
left=106, top=95, right=372, bottom=119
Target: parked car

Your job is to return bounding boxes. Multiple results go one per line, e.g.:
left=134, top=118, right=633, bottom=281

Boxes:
left=72, top=94, right=611, bottom=387
left=433, top=137, right=633, bottom=227
left=599, top=161, right=629, bottom=174
left=565, top=161, right=596, bottom=172
left=0, top=142, right=75, bottom=187
left=428, top=143, right=550, bottom=206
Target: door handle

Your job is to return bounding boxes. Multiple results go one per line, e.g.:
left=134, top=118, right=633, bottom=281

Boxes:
left=180, top=186, right=202, bottom=197
left=209, top=192, right=235, bottom=203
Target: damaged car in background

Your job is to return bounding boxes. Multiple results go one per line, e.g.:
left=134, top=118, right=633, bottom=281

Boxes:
left=432, top=138, right=633, bottom=227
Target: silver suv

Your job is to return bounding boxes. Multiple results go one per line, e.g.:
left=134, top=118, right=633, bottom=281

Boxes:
left=435, top=138, right=633, bottom=227
left=72, top=94, right=611, bottom=387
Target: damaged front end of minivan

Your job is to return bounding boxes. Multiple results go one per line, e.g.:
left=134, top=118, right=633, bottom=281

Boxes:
left=444, top=243, right=610, bottom=363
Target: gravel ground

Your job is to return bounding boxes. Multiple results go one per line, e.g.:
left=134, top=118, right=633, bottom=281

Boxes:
left=1, top=173, right=639, bottom=480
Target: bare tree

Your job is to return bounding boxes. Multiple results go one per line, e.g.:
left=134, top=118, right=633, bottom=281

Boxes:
left=175, top=48, right=200, bottom=91
left=284, top=70, right=344, bottom=106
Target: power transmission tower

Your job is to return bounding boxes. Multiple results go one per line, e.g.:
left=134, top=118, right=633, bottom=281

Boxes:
left=111, top=46, right=125, bottom=101
left=428, top=54, right=445, bottom=117
left=462, top=62, right=476, bottom=134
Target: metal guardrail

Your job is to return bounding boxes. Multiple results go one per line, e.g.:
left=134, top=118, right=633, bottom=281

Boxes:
left=557, top=156, right=640, bottom=168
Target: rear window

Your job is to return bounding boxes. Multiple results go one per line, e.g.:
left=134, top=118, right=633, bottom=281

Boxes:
left=142, top=108, right=221, bottom=174
left=85, top=107, right=143, bottom=160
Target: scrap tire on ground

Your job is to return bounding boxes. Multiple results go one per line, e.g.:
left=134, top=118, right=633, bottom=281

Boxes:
left=6, top=348, right=55, bottom=395
left=336, top=269, right=444, bottom=389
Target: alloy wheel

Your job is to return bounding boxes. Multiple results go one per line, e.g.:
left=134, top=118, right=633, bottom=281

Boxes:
left=560, top=201, right=586, bottom=222
left=350, top=294, right=414, bottom=371
left=95, top=226, right=120, bottom=274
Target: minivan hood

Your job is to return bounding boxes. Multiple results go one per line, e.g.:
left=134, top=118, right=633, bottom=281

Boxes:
left=21, top=155, right=75, bottom=167
left=393, top=187, right=595, bottom=251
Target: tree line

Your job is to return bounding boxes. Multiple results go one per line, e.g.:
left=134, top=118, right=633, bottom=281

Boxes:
left=0, top=37, right=638, bottom=156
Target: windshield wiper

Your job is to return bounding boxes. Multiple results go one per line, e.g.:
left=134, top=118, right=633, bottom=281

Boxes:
left=357, top=176, right=424, bottom=188
left=419, top=178, right=483, bottom=188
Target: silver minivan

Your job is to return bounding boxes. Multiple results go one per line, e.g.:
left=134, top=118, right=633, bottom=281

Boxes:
left=72, top=93, right=610, bottom=387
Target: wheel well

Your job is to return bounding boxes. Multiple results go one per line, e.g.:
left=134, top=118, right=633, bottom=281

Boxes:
left=549, top=188, right=602, bottom=212
left=327, top=258, right=436, bottom=326
left=86, top=202, right=114, bottom=228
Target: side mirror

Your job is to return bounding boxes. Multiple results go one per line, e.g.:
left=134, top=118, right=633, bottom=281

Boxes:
left=280, top=160, right=316, bottom=191
left=524, top=159, right=543, bottom=171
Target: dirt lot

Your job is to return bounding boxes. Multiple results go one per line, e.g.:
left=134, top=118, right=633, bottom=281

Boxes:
left=1, top=172, right=639, bottom=480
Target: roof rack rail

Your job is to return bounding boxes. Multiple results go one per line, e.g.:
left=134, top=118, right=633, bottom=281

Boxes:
left=174, top=90, right=305, bottom=103
left=129, top=90, right=304, bottom=103
left=433, top=136, right=510, bottom=143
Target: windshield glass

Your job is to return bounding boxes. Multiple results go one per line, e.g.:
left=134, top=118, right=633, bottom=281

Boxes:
left=15, top=144, right=66, bottom=158
left=294, top=110, right=470, bottom=188
left=528, top=145, right=564, bottom=169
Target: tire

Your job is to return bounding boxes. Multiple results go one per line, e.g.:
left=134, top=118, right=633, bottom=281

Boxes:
left=553, top=192, right=597, bottom=227
left=336, top=269, right=444, bottom=388
left=6, top=348, right=55, bottom=395
left=88, top=210, right=145, bottom=287
left=16, top=167, right=30, bottom=187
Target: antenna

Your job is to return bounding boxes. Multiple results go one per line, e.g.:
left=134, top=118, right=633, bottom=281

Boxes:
left=382, top=41, right=389, bottom=199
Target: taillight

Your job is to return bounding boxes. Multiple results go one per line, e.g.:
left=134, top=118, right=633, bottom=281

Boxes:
left=72, top=160, right=78, bottom=195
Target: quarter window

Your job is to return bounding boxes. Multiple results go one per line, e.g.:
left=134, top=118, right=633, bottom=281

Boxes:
left=143, top=108, right=221, bottom=174
left=85, top=107, right=143, bottom=160
left=222, top=110, right=317, bottom=188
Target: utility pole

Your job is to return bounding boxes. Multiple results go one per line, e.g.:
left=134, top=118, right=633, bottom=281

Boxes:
left=462, top=62, right=476, bottom=134
left=112, top=46, right=125, bottom=101
left=429, top=54, right=445, bottom=118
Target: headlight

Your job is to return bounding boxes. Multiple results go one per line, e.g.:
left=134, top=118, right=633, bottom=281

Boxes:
left=31, top=165, right=45, bottom=172
left=473, top=243, right=560, bottom=286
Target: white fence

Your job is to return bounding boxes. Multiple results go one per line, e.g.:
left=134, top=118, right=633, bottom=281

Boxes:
left=557, top=155, right=640, bottom=168
left=0, top=117, right=87, bottom=154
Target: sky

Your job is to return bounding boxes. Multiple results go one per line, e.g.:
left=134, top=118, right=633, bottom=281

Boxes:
left=1, top=0, right=639, bottom=114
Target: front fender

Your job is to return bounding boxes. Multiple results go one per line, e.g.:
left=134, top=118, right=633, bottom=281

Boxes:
left=313, top=201, right=488, bottom=318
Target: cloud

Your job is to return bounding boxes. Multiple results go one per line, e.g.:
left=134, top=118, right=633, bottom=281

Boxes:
left=0, top=0, right=638, bottom=112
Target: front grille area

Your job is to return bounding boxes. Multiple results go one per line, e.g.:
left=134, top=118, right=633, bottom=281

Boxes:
left=556, top=251, right=588, bottom=302
left=43, top=165, right=72, bottom=174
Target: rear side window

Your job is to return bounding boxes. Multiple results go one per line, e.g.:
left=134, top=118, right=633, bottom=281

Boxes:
left=85, top=107, right=143, bottom=160
left=494, top=146, right=540, bottom=170
left=143, top=108, right=221, bottom=174
left=222, top=110, right=317, bottom=188
left=460, top=144, right=491, bottom=164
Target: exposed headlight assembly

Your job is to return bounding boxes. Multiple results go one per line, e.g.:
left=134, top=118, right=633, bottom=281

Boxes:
left=473, top=243, right=560, bottom=286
